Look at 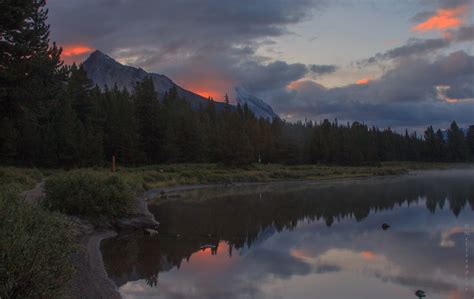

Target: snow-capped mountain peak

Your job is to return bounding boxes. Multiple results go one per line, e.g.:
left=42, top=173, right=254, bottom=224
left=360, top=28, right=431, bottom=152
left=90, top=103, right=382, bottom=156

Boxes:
left=234, top=87, right=278, bottom=120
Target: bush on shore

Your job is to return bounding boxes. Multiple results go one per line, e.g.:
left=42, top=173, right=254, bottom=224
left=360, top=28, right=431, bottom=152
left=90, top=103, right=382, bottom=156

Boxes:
left=0, top=186, right=76, bottom=298
left=0, top=167, right=43, bottom=192
left=43, top=170, right=135, bottom=221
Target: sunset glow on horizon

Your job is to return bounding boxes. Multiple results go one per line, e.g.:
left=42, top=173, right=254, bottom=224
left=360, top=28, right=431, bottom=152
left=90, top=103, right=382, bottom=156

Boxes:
left=412, top=5, right=468, bottom=32
left=191, top=89, right=224, bottom=101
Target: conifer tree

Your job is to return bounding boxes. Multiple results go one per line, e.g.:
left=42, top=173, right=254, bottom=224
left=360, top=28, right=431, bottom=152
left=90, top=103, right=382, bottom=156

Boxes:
left=447, top=121, right=468, bottom=161
left=0, top=0, right=67, bottom=164
left=134, top=77, right=162, bottom=163
left=465, top=125, right=474, bottom=159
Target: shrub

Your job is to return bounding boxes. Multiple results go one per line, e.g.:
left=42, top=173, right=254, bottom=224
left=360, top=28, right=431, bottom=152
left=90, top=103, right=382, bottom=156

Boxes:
left=0, top=187, right=76, bottom=298
left=43, top=170, right=135, bottom=221
left=0, top=167, right=43, bottom=191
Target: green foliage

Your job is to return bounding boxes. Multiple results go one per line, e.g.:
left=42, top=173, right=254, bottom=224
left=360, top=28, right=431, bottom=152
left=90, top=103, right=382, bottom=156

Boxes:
left=43, top=170, right=135, bottom=221
left=0, top=167, right=42, bottom=191
left=0, top=187, right=76, bottom=299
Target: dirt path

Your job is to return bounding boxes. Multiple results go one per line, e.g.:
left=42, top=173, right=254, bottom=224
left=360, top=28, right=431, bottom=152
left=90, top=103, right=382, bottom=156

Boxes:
left=20, top=181, right=45, bottom=204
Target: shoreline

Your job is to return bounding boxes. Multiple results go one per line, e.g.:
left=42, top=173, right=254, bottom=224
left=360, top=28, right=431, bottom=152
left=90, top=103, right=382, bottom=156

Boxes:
left=56, top=166, right=473, bottom=298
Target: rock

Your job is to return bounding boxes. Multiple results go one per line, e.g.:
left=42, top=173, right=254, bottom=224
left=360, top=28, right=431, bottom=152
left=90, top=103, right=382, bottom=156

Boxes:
left=415, top=290, right=426, bottom=298
left=67, top=216, right=95, bottom=236
left=144, top=228, right=158, bottom=236
left=114, top=216, right=159, bottom=231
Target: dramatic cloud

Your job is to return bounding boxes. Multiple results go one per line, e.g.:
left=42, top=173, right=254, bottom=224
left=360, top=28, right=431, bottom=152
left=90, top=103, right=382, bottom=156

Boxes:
left=271, top=51, right=474, bottom=128
left=363, top=38, right=450, bottom=65
left=47, top=0, right=325, bottom=100
left=412, top=5, right=468, bottom=32
left=451, top=24, right=474, bottom=42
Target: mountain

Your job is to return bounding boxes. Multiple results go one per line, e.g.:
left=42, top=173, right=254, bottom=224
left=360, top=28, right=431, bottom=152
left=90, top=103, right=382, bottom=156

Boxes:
left=82, top=50, right=226, bottom=109
left=235, top=87, right=278, bottom=120
left=82, top=50, right=279, bottom=118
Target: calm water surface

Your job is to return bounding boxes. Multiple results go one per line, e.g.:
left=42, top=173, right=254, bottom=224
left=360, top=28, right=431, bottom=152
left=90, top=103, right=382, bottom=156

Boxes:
left=102, top=169, right=474, bottom=299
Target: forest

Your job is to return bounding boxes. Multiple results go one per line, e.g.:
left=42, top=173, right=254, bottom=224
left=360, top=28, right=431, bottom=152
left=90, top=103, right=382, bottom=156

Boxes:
left=1, top=0, right=474, bottom=169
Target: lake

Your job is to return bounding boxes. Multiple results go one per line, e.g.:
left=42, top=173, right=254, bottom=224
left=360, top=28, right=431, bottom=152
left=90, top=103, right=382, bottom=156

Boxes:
left=101, top=169, right=474, bottom=299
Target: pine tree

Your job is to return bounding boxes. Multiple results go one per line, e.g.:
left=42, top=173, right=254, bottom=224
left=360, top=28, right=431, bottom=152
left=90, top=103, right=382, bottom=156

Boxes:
left=466, top=125, right=474, bottom=160
left=134, top=77, right=162, bottom=163
left=447, top=121, right=468, bottom=162
left=423, top=126, right=436, bottom=161
left=50, top=95, right=79, bottom=167
left=0, top=0, right=67, bottom=165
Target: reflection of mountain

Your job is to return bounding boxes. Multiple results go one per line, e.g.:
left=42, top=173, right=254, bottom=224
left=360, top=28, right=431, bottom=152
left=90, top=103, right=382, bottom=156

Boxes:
left=101, top=170, right=474, bottom=288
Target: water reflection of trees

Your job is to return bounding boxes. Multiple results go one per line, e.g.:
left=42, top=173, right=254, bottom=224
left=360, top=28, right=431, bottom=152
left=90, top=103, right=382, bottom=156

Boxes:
left=101, top=174, right=474, bottom=287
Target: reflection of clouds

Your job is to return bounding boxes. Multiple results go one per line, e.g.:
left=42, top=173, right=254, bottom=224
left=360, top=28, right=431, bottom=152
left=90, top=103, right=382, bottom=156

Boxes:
left=440, top=226, right=474, bottom=248
left=116, top=171, right=474, bottom=299
left=243, top=248, right=312, bottom=280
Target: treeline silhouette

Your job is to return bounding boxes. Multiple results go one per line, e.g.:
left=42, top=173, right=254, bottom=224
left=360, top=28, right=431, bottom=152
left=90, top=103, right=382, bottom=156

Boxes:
left=101, top=173, right=474, bottom=287
left=2, top=1, right=474, bottom=167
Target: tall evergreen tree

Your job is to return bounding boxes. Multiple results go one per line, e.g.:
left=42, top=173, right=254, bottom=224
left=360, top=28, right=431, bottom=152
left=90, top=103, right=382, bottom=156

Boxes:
left=0, top=0, right=67, bottom=164
left=447, top=121, right=468, bottom=161
left=134, top=77, right=162, bottom=163
left=466, top=125, right=474, bottom=159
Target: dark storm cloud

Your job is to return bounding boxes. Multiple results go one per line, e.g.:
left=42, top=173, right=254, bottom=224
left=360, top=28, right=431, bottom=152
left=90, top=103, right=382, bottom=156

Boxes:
left=46, top=0, right=323, bottom=73
left=309, top=64, right=338, bottom=75
left=46, top=0, right=326, bottom=100
left=452, top=24, right=474, bottom=42
left=47, top=0, right=322, bottom=49
left=362, top=38, right=450, bottom=65
left=359, top=22, right=473, bottom=66
left=437, top=0, right=473, bottom=8
left=267, top=51, right=474, bottom=128
left=236, top=61, right=309, bottom=93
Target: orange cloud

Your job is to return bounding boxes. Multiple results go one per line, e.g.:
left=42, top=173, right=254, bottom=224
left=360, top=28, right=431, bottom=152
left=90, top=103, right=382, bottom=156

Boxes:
left=62, top=45, right=94, bottom=57
left=412, top=5, right=468, bottom=32
left=60, top=45, right=94, bottom=64
left=356, top=78, right=370, bottom=85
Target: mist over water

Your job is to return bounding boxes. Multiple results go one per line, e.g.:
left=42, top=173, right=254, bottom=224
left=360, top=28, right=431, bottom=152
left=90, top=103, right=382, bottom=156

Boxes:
left=102, top=169, right=474, bottom=299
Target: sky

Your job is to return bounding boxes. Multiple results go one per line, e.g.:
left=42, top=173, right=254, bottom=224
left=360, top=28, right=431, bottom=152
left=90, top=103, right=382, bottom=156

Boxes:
left=47, top=0, right=474, bottom=130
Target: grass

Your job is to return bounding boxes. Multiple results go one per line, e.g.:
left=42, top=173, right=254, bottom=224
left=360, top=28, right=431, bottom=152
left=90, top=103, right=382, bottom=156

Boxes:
left=105, top=162, right=462, bottom=191
left=0, top=167, right=43, bottom=192
left=0, top=185, right=76, bottom=298
left=0, top=162, right=464, bottom=195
